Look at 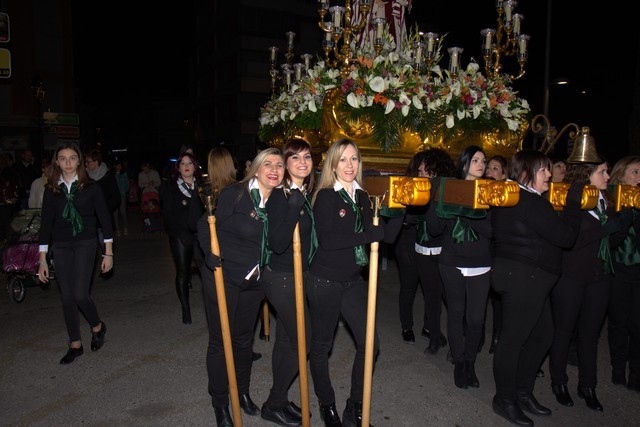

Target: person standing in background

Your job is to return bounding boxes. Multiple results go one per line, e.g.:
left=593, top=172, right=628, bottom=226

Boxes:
left=138, top=162, right=162, bottom=194
left=84, top=149, right=120, bottom=218
left=11, top=149, right=39, bottom=209
left=37, top=141, right=113, bottom=365
left=113, top=159, right=130, bottom=236
left=28, top=158, right=52, bottom=209
left=161, top=152, right=205, bottom=325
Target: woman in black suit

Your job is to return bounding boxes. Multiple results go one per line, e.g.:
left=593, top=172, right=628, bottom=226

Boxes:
left=261, top=139, right=316, bottom=426
left=549, top=157, right=633, bottom=411
left=161, top=152, right=205, bottom=324
left=198, top=148, right=284, bottom=427
left=308, top=138, right=384, bottom=427
left=37, top=141, right=114, bottom=364
left=490, top=150, right=583, bottom=426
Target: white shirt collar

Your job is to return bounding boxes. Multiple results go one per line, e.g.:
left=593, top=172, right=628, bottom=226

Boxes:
left=58, top=175, right=78, bottom=192
left=333, top=180, right=363, bottom=202
left=249, top=178, right=265, bottom=207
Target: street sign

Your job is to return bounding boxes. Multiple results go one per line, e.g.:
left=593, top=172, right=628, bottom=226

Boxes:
left=43, top=112, right=80, bottom=125
left=0, top=48, right=10, bottom=78
left=0, top=13, right=9, bottom=43
left=49, top=125, right=80, bottom=139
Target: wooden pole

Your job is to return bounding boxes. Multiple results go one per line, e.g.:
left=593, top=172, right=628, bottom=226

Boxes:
left=361, top=195, right=382, bottom=427
left=207, top=198, right=242, bottom=427
left=292, top=223, right=310, bottom=426
left=262, top=300, right=270, bottom=341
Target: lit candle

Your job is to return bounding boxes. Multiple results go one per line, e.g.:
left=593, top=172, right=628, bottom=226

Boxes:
left=518, top=35, right=530, bottom=55
left=447, top=47, right=463, bottom=71
left=286, top=31, right=295, bottom=49
left=376, top=19, right=384, bottom=39
left=415, top=43, right=424, bottom=65
left=301, top=53, right=312, bottom=71
left=285, top=70, right=292, bottom=86
left=330, top=6, right=344, bottom=28
left=504, top=0, right=516, bottom=23
left=481, top=29, right=494, bottom=50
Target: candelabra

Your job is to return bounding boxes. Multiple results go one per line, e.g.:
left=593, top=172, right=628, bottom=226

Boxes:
left=530, top=114, right=579, bottom=155
left=479, top=0, right=530, bottom=81
left=268, top=34, right=315, bottom=97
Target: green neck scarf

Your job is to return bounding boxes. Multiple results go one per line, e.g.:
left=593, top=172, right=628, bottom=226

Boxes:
left=416, top=216, right=431, bottom=246
left=338, top=188, right=368, bottom=266
left=302, top=194, right=319, bottom=263
left=250, top=188, right=271, bottom=268
left=62, top=181, right=84, bottom=236
left=614, top=212, right=640, bottom=265
left=594, top=200, right=614, bottom=275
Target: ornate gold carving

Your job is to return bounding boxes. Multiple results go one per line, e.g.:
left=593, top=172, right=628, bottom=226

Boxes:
left=547, top=182, right=598, bottom=211
left=478, top=180, right=520, bottom=207
left=612, top=184, right=640, bottom=211
left=389, top=177, right=430, bottom=208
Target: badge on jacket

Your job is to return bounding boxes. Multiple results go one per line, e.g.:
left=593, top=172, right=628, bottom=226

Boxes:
left=339, top=209, right=346, bottom=218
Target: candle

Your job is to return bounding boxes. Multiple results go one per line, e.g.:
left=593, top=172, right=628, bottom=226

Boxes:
left=301, top=53, right=312, bottom=71
left=294, top=63, right=303, bottom=81
left=286, top=31, right=295, bottom=49
left=285, top=70, right=292, bottom=86
left=481, top=29, right=494, bottom=50
left=415, top=43, right=423, bottom=65
left=513, top=14, right=522, bottom=35
left=518, top=35, right=530, bottom=55
left=376, top=20, right=384, bottom=39
left=325, top=31, right=332, bottom=42
left=504, top=0, right=516, bottom=23
left=447, top=47, right=463, bottom=71
left=425, top=32, right=438, bottom=53
left=330, top=6, right=344, bottom=28
left=269, top=46, right=278, bottom=62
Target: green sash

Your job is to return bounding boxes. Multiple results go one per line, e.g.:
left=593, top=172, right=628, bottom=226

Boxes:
left=62, top=181, right=84, bottom=236
left=250, top=188, right=271, bottom=267
left=338, top=188, right=368, bottom=266
left=594, top=200, right=614, bottom=275
left=302, top=194, right=319, bottom=263
left=435, top=178, right=485, bottom=244
left=614, top=213, right=640, bottom=265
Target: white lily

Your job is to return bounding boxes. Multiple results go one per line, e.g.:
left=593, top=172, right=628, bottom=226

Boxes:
left=385, top=99, right=395, bottom=114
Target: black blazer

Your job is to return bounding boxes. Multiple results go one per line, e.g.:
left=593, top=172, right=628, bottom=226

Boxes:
left=161, top=181, right=204, bottom=244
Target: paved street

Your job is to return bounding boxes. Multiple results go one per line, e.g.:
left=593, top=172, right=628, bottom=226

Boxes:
left=1, top=210, right=639, bottom=426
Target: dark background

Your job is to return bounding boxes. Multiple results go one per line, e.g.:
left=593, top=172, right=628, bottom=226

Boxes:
left=69, top=1, right=638, bottom=163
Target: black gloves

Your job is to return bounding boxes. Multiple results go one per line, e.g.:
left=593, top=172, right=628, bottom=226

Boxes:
left=618, top=207, right=634, bottom=230
left=364, top=224, right=385, bottom=243
left=287, top=188, right=306, bottom=211
left=566, top=183, right=586, bottom=206
left=429, top=176, right=441, bottom=201
left=206, top=253, right=222, bottom=271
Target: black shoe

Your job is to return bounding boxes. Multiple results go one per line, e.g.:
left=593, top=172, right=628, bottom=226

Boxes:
left=612, top=369, right=626, bottom=385
left=424, top=333, right=447, bottom=355
left=551, top=383, right=574, bottom=407
left=261, top=403, right=302, bottom=426
left=239, top=394, right=260, bottom=416
left=465, top=361, right=479, bottom=388
left=401, top=329, right=415, bottom=344
left=342, top=398, right=373, bottom=427
left=628, top=372, right=640, bottom=391
left=252, top=351, right=262, bottom=361
left=60, top=346, right=84, bottom=364
left=319, top=402, right=341, bottom=427
left=489, top=334, right=500, bottom=355
left=285, top=401, right=309, bottom=418
left=421, top=327, right=431, bottom=340
left=90, top=322, right=107, bottom=351
left=577, top=386, right=603, bottom=411
left=214, top=406, right=234, bottom=427
left=454, top=362, right=468, bottom=389
left=536, top=368, right=545, bottom=378
left=492, top=396, right=533, bottom=426
left=516, top=391, right=551, bottom=416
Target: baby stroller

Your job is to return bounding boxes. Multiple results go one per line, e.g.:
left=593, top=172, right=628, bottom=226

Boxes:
left=1, top=208, right=55, bottom=303
left=140, top=191, right=163, bottom=235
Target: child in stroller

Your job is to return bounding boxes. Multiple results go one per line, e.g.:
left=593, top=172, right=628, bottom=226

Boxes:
left=1, top=208, right=55, bottom=303
left=140, top=191, right=163, bottom=235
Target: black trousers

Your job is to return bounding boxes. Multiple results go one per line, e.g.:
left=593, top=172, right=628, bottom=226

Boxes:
left=608, top=261, right=640, bottom=376
left=262, top=268, right=311, bottom=407
left=394, top=228, right=427, bottom=331
left=54, top=238, right=101, bottom=343
left=306, top=272, right=379, bottom=405
left=439, top=264, right=490, bottom=363
left=491, top=258, right=556, bottom=399
left=169, top=235, right=202, bottom=311
left=550, top=273, right=611, bottom=388
left=416, top=252, right=445, bottom=339
left=202, top=273, right=265, bottom=408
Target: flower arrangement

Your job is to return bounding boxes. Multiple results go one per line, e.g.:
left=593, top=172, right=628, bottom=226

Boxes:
left=258, top=26, right=531, bottom=152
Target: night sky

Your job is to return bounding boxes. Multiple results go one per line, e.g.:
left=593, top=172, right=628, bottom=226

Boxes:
left=69, top=1, right=637, bottom=161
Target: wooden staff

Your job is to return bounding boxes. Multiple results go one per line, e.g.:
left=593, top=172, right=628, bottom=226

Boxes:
left=206, top=196, right=242, bottom=426
left=361, top=194, right=384, bottom=427
left=292, top=223, right=311, bottom=426
left=262, top=300, right=270, bottom=341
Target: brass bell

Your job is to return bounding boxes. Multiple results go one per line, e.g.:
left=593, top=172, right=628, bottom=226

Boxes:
left=567, top=126, right=603, bottom=164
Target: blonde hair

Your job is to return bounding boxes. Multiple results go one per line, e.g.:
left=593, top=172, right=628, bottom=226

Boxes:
left=313, top=139, right=363, bottom=202
left=240, top=147, right=283, bottom=187
left=207, top=147, right=237, bottom=192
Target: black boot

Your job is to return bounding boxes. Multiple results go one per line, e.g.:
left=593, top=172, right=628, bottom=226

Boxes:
left=214, top=406, right=234, bottom=427
left=551, top=383, right=574, bottom=406
left=319, top=402, right=341, bottom=427
left=454, top=362, right=468, bottom=389
left=516, top=391, right=551, bottom=415
left=239, top=393, right=260, bottom=416
left=577, top=385, right=603, bottom=411
left=465, top=361, right=479, bottom=388
left=176, top=280, right=191, bottom=324
left=492, top=396, right=533, bottom=426
left=342, top=398, right=373, bottom=427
